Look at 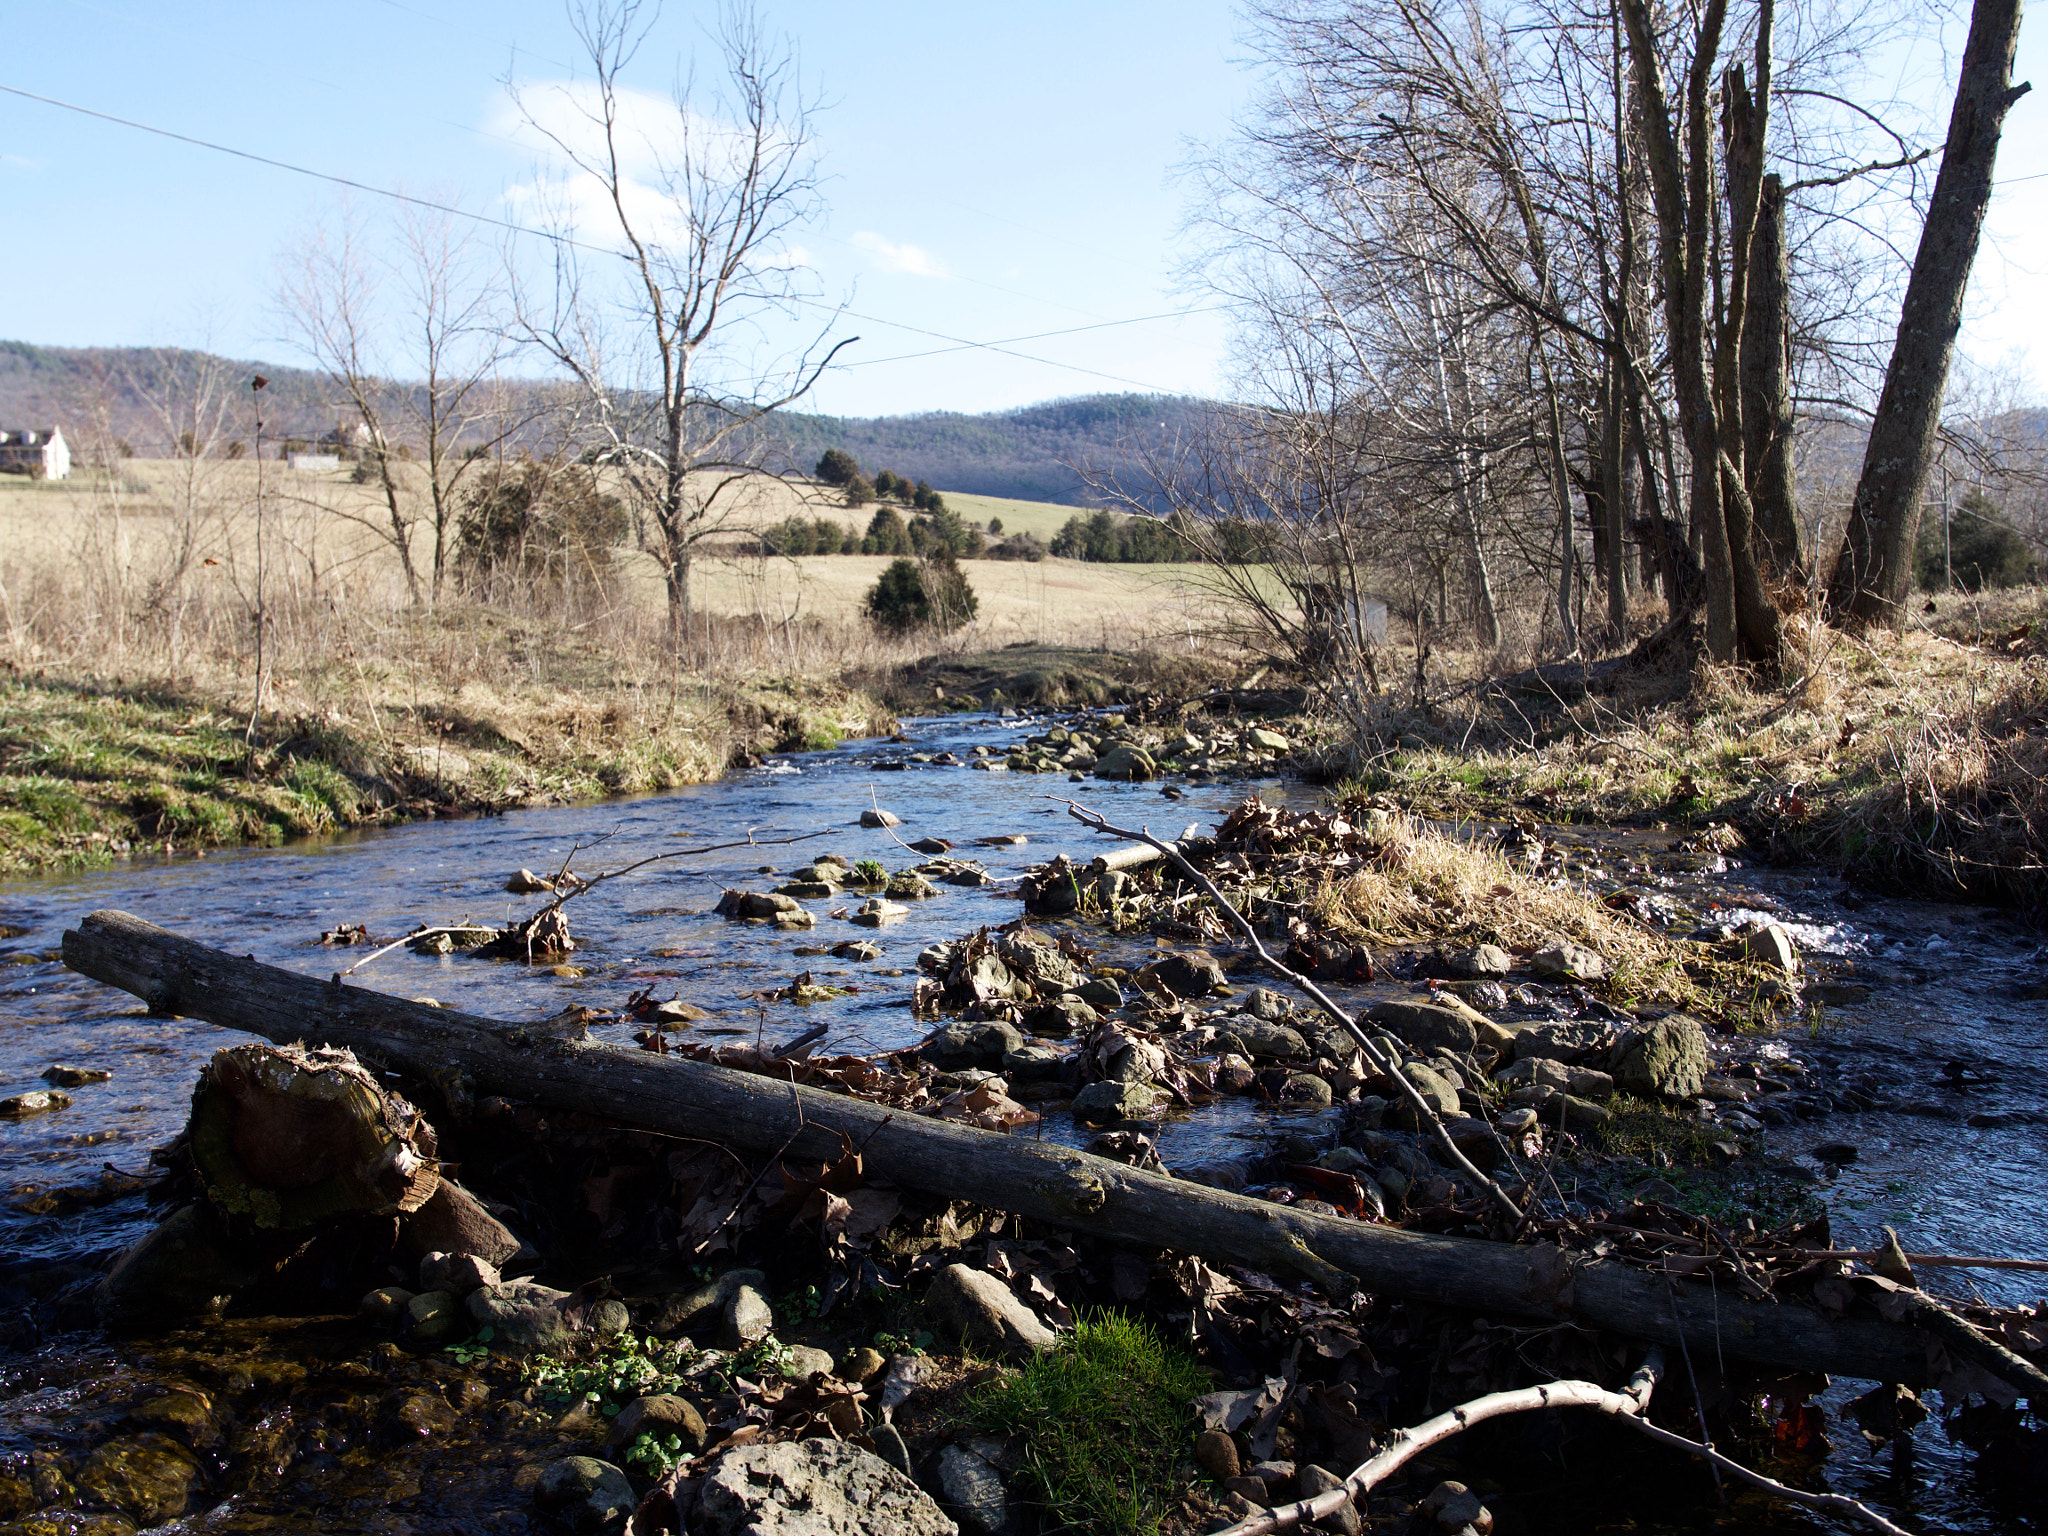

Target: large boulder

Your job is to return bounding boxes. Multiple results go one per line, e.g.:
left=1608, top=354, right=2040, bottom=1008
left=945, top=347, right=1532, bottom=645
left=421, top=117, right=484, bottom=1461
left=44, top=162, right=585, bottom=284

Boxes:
left=696, top=1439, right=957, bottom=1536
left=1612, top=1015, right=1710, bottom=1100
left=923, top=1263, right=1058, bottom=1359
left=1366, top=1001, right=1479, bottom=1055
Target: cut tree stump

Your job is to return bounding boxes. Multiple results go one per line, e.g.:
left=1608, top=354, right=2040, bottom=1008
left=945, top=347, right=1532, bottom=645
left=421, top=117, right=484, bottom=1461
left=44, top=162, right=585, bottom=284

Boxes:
left=65, top=909, right=1942, bottom=1383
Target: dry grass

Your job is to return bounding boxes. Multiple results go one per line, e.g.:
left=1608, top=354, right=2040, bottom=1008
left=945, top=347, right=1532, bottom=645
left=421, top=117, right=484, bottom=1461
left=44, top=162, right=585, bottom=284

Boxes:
left=1317, top=809, right=1723, bottom=1008
left=1334, top=589, right=2048, bottom=907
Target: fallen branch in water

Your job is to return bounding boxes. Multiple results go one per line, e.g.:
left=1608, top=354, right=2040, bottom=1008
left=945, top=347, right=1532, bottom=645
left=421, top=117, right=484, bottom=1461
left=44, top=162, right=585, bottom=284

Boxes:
left=1220, top=1347, right=1912, bottom=1536
left=63, top=908, right=1959, bottom=1384
left=1058, top=798, right=1526, bottom=1227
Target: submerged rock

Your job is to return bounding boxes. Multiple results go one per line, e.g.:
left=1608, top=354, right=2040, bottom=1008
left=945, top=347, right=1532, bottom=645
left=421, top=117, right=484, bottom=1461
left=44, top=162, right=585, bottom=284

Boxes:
left=75, top=1433, right=201, bottom=1526
left=1070, top=1079, right=1164, bottom=1123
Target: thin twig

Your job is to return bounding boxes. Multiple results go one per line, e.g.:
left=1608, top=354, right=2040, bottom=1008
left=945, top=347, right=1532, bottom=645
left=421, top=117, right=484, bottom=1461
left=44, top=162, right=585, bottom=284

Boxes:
left=1056, top=797, right=1525, bottom=1227
left=336, top=924, right=497, bottom=979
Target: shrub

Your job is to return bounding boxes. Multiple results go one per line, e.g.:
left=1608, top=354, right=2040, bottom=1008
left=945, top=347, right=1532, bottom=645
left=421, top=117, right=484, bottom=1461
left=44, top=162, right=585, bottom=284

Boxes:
left=862, top=505, right=914, bottom=556
left=987, top=515, right=1003, bottom=534
left=1916, top=491, right=2039, bottom=591
left=455, top=461, right=628, bottom=606
left=986, top=532, right=1047, bottom=562
left=815, top=447, right=860, bottom=486
left=843, top=474, right=875, bottom=508
left=864, top=549, right=978, bottom=635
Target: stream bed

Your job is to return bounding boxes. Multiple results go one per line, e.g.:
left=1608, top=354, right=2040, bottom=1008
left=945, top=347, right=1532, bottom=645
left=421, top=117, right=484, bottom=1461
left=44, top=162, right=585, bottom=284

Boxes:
left=1, top=710, right=2043, bottom=1534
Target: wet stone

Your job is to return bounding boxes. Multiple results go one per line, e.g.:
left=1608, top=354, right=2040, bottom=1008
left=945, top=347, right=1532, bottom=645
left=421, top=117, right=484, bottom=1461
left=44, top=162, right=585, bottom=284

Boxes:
left=74, top=1434, right=201, bottom=1526
left=41, top=1063, right=111, bottom=1087
left=1070, top=1079, right=1164, bottom=1123
left=1217, top=1021, right=1308, bottom=1060
left=0, top=1089, right=71, bottom=1118
left=533, top=1455, right=636, bottom=1533
left=124, top=1387, right=218, bottom=1451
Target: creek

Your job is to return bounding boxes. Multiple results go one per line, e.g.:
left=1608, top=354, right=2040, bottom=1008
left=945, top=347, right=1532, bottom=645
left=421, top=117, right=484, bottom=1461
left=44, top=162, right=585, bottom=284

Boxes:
left=0, top=710, right=2042, bottom=1534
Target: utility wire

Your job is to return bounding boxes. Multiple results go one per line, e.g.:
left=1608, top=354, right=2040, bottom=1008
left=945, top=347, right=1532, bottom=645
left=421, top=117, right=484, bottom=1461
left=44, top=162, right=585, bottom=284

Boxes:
left=0, top=79, right=1215, bottom=395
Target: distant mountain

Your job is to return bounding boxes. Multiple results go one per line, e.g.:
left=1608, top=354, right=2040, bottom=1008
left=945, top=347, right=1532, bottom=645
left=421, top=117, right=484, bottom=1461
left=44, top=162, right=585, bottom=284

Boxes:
left=0, top=341, right=1208, bottom=506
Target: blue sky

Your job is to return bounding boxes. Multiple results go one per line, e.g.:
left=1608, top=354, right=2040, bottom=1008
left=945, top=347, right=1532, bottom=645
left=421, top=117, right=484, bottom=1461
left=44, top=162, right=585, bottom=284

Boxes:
left=0, top=0, right=1249, bottom=416
left=1, top=0, right=2043, bottom=418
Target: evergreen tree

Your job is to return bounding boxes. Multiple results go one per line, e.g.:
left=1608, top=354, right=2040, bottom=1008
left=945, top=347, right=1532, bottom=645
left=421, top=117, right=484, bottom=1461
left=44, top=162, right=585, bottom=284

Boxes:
left=815, top=447, right=860, bottom=486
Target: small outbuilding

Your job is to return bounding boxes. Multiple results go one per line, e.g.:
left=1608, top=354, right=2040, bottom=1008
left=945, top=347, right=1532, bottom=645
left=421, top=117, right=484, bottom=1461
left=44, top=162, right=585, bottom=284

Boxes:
left=0, top=426, right=71, bottom=480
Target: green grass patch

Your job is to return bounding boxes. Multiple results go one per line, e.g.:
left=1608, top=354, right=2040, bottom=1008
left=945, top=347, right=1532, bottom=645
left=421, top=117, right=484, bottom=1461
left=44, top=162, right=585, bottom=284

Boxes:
left=961, top=1312, right=1207, bottom=1536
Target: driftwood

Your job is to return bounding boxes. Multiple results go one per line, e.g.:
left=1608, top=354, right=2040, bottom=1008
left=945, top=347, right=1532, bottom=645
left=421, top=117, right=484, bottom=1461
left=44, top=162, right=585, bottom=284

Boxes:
left=63, top=909, right=1956, bottom=1384
left=1221, top=1349, right=1912, bottom=1536
left=1088, top=835, right=1218, bottom=876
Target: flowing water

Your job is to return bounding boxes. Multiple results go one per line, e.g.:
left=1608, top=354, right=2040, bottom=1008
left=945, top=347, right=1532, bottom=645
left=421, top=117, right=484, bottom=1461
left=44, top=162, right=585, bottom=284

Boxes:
left=0, top=711, right=2042, bottom=1533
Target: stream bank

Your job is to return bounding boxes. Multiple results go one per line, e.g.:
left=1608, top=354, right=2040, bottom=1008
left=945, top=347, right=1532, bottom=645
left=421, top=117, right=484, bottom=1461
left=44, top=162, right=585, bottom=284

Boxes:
left=0, top=707, right=2042, bottom=1535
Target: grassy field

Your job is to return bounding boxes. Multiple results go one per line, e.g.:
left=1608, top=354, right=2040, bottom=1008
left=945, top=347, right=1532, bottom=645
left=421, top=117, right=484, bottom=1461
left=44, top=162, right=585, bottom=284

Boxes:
left=0, top=461, right=1239, bottom=873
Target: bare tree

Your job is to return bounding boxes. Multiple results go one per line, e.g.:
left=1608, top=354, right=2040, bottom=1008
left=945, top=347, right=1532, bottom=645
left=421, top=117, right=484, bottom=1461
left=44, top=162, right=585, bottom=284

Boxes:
left=1825, top=0, right=2031, bottom=625
left=280, top=203, right=520, bottom=606
left=508, top=0, right=851, bottom=634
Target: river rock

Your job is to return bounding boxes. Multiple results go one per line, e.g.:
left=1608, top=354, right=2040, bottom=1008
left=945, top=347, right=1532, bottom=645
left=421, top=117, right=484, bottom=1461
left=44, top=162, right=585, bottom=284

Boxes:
left=1366, top=1001, right=1478, bottom=1055
left=1070, top=1079, right=1164, bottom=1123
left=1298, top=1463, right=1363, bottom=1535
left=125, top=1388, right=218, bottom=1452
left=1023, top=995, right=1100, bottom=1036
left=419, top=1251, right=501, bottom=1295
left=1076, top=976, right=1124, bottom=1010
left=1239, top=987, right=1292, bottom=1020
left=534, top=1455, right=636, bottom=1533
left=1446, top=944, right=1512, bottom=979
left=1280, top=1073, right=1334, bottom=1108
left=1094, top=744, right=1158, bottom=781
left=1511, top=1021, right=1611, bottom=1064
left=935, top=1444, right=1008, bottom=1536
left=859, top=808, right=902, bottom=828
left=924, top=1263, right=1057, bottom=1358
left=1398, top=1061, right=1462, bottom=1118
left=467, top=1279, right=574, bottom=1352
left=0, top=1089, right=71, bottom=1118
left=1000, top=934, right=1082, bottom=992
left=1443, top=1117, right=1502, bottom=1168
left=1495, top=1056, right=1571, bottom=1091
left=697, top=1439, right=957, bottom=1536
left=1566, top=1067, right=1615, bottom=1100
left=1002, top=1043, right=1069, bottom=1080
left=608, top=1393, right=708, bottom=1456
left=648, top=1268, right=768, bottom=1338
left=922, top=1020, right=1026, bottom=1070
left=1196, top=1428, right=1242, bottom=1480
left=405, top=1289, right=461, bottom=1341
left=1735, top=921, right=1800, bottom=972
left=1141, top=949, right=1228, bottom=997
left=1248, top=727, right=1290, bottom=752
left=42, top=1063, right=112, bottom=1087
left=1421, top=1479, right=1489, bottom=1532
left=75, top=1434, right=201, bottom=1526
left=851, top=897, right=909, bottom=926
left=1612, top=1015, right=1709, bottom=1100
left=361, top=1285, right=414, bottom=1325
left=1218, top=1020, right=1309, bottom=1060
left=724, top=1282, right=775, bottom=1347
left=398, top=1178, right=526, bottom=1269
left=505, top=867, right=553, bottom=893
left=1437, top=979, right=1511, bottom=1012
left=1531, top=939, right=1605, bottom=982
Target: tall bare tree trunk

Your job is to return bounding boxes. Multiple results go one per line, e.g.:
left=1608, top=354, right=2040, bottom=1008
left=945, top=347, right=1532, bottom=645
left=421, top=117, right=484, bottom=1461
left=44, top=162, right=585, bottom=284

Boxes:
left=1827, top=0, right=2031, bottom=625
left=1740, top=174, right=1803, bottom=581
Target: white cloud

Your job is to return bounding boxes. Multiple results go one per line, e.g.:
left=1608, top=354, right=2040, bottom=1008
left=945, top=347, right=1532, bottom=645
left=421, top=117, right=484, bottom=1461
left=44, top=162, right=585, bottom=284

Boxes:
left=850, top=231, right=950, bottom=279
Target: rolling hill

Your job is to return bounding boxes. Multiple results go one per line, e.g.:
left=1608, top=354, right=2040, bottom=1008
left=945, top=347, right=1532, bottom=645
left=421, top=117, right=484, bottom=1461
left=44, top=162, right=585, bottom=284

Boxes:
left=0, top=340, right=1208, bottom=506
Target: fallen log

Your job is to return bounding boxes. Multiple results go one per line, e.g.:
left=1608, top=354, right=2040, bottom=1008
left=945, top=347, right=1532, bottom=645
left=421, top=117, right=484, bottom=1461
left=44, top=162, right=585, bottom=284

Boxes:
left=65, top=909, right=1942, bottom=1384
left=1088, top=835, right=1217, bottom=876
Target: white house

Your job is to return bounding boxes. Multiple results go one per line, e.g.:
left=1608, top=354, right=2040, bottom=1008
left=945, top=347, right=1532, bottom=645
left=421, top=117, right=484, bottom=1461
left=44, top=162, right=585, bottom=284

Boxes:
left=0, top=426, right=71, bottom=480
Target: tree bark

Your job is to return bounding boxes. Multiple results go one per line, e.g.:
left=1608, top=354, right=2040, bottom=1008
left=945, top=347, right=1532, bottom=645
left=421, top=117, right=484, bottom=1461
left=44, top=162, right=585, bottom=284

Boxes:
left=1827, top=0, right=2031, bottom=625
left=1741, top=175, right=1804, bottom=581
left=64, top=909, right=1946, bottom=1385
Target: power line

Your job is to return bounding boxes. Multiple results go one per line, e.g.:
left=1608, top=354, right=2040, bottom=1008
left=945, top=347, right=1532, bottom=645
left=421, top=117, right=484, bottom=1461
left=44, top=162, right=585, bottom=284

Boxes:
left=0, top=79, right=1214, bottom=395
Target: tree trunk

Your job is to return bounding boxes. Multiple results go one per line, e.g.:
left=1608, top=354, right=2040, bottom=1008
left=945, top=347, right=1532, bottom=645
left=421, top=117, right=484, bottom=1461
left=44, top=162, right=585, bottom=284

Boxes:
left=63, top=909, right=1948, bottom=1385
left=1827, top=0, right=2031, bottom=625
left=1741, top=175, right=1804, bottom=581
